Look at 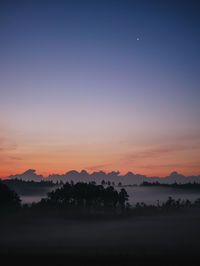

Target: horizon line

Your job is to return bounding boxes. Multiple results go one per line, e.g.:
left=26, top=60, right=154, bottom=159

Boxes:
left=1, top=169, right=200, bottom=180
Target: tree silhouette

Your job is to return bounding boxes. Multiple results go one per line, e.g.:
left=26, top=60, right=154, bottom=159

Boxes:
left=118, top=188, right=129, bottom=207
left=0, top=181, right=21, bottom=208
left=40, top=182, right=129, bottom=209
left=101, top=180, right=106, bottom=186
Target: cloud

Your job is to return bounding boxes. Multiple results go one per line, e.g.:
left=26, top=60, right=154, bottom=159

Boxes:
left=9, top=169, right=43, bottom=181
left=0, top=137, right=6, bottom=150
left=139, top=162, right=200, bottom=170
left=8, top=156, right=23, bottom=161
left=175, top=131, right=200, bottom=142
left=86, top=164, right=110, bottom=171
left=0, top=137, right=18, bottom=152
left=121, top=131, right=200, bottom=150
left=0, top=136, right=19, bottom=165
left=125, top=144, right=200, bottom=161
left=6, top=168, right=200, bottom=185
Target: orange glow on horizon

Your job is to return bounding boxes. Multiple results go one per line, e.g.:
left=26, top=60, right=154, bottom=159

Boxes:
left=1, top=129, right=199, bottom=179
left=1, top=163, right=200, bottom=180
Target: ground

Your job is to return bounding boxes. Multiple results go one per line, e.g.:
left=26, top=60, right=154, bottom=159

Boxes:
left=0, top=208, right=200, bottom=265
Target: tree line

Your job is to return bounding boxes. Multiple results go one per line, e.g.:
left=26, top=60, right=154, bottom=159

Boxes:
left=142, top=181, right=200, bottom=189
left=38, top=182, right=129, bottom=209
left=0, top=180, right=129, bottom=210
left=2, top=179, right=200, bottom=212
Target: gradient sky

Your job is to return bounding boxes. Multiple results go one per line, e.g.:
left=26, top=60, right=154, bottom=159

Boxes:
left=0, top=0, right=200, bottom=177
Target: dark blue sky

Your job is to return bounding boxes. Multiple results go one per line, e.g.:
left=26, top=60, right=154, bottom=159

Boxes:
left=0, top=0, right=200, bottom=177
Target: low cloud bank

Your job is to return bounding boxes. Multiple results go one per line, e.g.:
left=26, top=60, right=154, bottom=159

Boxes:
left=7, top=170, right=200, bottom=185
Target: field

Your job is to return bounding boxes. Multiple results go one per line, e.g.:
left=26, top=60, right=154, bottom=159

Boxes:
left=1, top=207, right=200, bottom=265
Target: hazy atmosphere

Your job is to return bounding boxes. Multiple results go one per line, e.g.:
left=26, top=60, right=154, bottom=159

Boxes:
left=1, top=0, right=200, bottom=178
left=1, top=1, right=200, bottom=265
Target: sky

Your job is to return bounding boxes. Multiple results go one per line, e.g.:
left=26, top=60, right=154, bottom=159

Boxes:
left=0, top=0, right=200, bottom=178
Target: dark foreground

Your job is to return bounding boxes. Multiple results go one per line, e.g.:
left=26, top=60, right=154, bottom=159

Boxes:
left=1, top=208, right=200, bottom=266
left=1, top=254, right=199, bottom=266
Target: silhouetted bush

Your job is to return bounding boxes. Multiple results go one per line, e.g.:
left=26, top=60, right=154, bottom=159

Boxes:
left=161, top=197, right=192, bottom=209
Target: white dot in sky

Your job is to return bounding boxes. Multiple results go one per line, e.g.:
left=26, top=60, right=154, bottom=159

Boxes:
left=136, top=38, right=140, bottom=41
